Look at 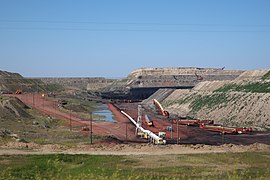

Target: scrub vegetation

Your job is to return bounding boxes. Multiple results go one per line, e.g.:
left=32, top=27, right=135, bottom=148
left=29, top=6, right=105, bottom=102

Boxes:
left=0, top=152, right=270, bottom=179
left=190, top=93, right=228, bottom=112
left=262, top=70, right=270, bottom=80
left=215, top=82, right=270, bottom=93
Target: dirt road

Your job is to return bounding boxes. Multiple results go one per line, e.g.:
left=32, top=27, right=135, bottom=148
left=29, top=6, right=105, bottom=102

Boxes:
left=12, top=93, right=141, bottom=142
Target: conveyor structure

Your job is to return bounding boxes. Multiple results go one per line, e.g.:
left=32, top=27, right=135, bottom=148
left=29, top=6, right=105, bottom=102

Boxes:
left=121, top=110, right=166, bottom=145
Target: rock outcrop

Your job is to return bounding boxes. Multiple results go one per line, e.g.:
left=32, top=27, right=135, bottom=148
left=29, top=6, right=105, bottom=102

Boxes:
left=0, top=96, right=30, bottom=119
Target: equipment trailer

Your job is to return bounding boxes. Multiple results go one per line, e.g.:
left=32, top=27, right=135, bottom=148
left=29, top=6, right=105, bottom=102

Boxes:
left=200, top=124, right=253, bottom=134
left=173, top=119, right=214, bottom=126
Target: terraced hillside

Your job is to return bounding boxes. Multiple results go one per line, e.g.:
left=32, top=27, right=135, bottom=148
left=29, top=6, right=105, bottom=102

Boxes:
left=0, top=71, right=62, bottom=93
left=143, top=70, right=270, bottom=130
left=127, top=67, right=243, bottom=88
left=41, top=77, right=115, bottom=91
left=101, top=67, right=244, bottom=99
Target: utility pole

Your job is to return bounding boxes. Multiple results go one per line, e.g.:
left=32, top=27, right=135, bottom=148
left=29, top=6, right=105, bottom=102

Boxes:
left=171, top=120, right=173, bottom=139
left=222, top=127, right=225, bottom=145
left=137, top=105, right=142, bottom=127
left=33, top=82, right=38, bottom=107
left=42, top=94, right=45, bottom=110
left=33, top=93, right=35, bottom=106
left=90, top=112, right=93, bottom=144
left=69, top=109, right=72, bottom=131
left=125, top=121, right=128, bottom=141
left=54, top=101, right=56, bottom=115
left=177, top=120, right=179, bottom=144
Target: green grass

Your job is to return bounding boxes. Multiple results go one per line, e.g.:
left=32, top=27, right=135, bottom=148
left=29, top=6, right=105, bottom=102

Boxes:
left=58, top=96, right=105, bottom=120
left=44, top=83, right=64, bottom=92
left=0, top=104, right=105, bottom=146
left=0, top=152, right=270, bottom=179
left=0, top=78, right=61, bottom=93
left=215, top=82, right=270, bottom=93
left=163, top=94, right=195, bottom=107
left=61, top=96, right=98, bottom=112
left=190, top=93, right=228, bottom=112
left=0, top=96, right=9, bottom=101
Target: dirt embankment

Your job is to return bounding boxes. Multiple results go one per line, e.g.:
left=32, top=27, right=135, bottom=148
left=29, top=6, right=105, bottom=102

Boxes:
left=0, top=96, right=30, bottom=119
left=143, top=72, right=270, bottom=130
left=0, top=141, right=269, bottom=155
left=5, top=93, right=141, bottom=142
left=163, top=90, right=270, bottom=128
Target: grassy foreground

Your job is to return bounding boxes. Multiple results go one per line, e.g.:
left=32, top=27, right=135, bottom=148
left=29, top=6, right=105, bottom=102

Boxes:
left=0, top=152, right=270, bottom=179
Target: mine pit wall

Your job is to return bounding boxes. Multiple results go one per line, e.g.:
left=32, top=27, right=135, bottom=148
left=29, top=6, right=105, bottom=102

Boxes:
left=144, top=79, right=270, bottom=130
left=163, top=90, right=270, bottom=129
left=100, top=67, right=246, bottom=101
left=142, top=88, right=175, bottom=108
left=129, top=68, right=244, bottom=88
left=235, top=69, right=269, bottom=80
left=100, top=86, right=190, bottom=101
left=130, top=86, right=193, bottom=100
left=40, top=77, right=114, bottom=91
left=129, top=67, right=244, bottom=78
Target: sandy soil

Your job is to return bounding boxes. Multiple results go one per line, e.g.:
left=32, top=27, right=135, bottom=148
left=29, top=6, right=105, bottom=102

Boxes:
left=0, top=141, right=269, bottom=155
left=9, top=94, right=141, bottom=142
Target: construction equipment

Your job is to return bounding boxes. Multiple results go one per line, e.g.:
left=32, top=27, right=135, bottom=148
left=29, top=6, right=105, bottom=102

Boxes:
left=153, top=99, right=169, bottom=117
left=200, top=124, right=253, bottom=134
left=57, top=99, right=67, bottom=106
left=145, top=115, right=154, bottom=127
left=15, top=90, right=22, bottom=94
left=173, top=119, right=214, bottom=126
left=121, top=110, right=166, bottom=145
left=195, top=72, right=203, bottom=81
left=166, top=126, right=172, bottom=131
left=158, top=132, right=166, bottom=138
left=81, top=126, right=90, bottom=131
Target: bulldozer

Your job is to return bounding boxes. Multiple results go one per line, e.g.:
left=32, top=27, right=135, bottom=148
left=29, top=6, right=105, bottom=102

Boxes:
left=15, top=90, right=22, bottom=94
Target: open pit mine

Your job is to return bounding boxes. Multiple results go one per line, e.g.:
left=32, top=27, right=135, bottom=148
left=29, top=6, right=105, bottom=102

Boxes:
left=1, top=67, right=270, bottom=145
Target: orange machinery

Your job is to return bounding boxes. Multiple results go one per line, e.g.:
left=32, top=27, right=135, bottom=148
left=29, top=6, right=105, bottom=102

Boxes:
left=15, top=90, right=22, bottom=94
left=153, top=99, right=169, bottom=117
left=200, top=124, right=253, bottom=134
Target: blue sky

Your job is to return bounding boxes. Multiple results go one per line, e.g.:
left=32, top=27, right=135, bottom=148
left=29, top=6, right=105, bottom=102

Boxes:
left=0, top=0, right=270, bottom=77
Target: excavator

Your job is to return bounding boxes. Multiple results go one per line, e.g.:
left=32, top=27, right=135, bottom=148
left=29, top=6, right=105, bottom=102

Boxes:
left=145, top=115, right=154, bottom=127
left=153, top=99, right=169, bottom=117
left=195, top=72, right=203, bottom=81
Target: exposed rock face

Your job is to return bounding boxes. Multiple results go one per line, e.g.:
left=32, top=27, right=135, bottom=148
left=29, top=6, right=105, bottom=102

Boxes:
left=129, top=67, right=243, bottom=78
left=101, top=67, right=244, bottom=100
left=142, top=70, right=270, bottom=130
left=163, top=90, right=270, bottom=128
left=40, top=77, right=115, bottom=91
left=0, top=96, right=30, bottom=119
left=0, top=71, right=23, bottom=93
left=128, top=67, right=244, bottom=88
left=235, top=69, right=269, bottom=80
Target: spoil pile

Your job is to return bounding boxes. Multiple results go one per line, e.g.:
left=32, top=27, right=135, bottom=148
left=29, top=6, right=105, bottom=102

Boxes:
left=143, top=69, right=270, bottom=130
